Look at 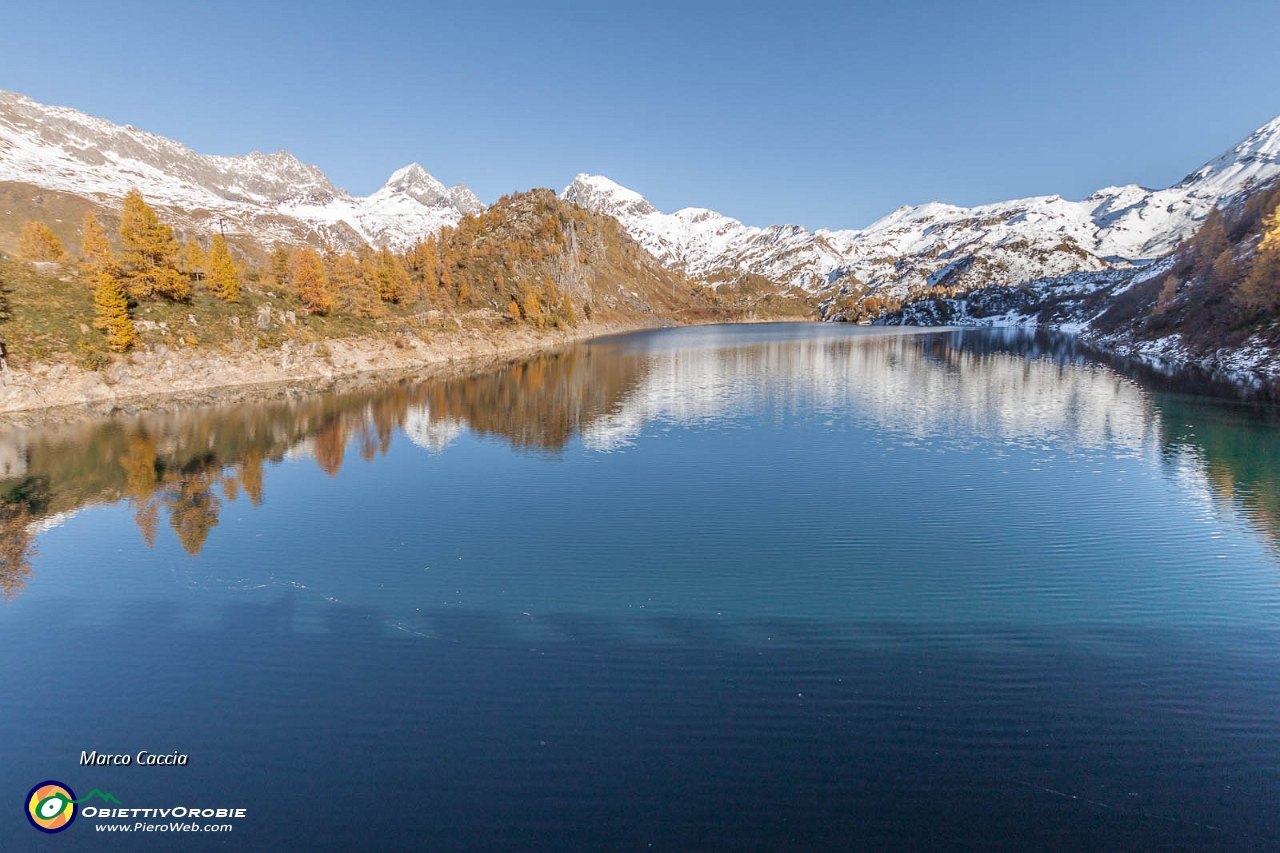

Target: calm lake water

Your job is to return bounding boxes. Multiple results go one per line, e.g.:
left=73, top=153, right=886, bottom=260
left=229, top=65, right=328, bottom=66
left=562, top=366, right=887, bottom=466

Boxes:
left=2, top=324, right=1279, bottom=851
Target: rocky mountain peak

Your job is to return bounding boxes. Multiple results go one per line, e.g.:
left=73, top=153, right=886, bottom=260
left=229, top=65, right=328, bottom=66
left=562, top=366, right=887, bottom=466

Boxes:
left=378, top=163, right=447, bottom=200
left=562, top=174, right=657, bottom=218
left=1179, top=113, right=1280, bottom=195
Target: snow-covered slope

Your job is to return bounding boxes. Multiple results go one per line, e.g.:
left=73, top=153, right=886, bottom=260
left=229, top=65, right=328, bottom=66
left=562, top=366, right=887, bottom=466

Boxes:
left=562, top=174, right=859, bottom=290
left=563, top=114, right=1280, bottom=304
left=0, top=91, right=480, bottom=249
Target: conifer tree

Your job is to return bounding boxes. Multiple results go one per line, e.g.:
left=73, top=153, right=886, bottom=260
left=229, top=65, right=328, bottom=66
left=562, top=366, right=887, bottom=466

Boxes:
left=181, top=238, right=206, bottom=281
left=332, top=252, right=382, bottom=318
left=1211, top=248, right=1238, bottom=289
left=418, top=237, right=440, bottom=300
left=289, top=246, right=332, bottom=314
left=1154, top=276, right=1177, bottom=314
left=1239, top=208, right=1280, bottom=311
left=520, top=280, right=543, bottom=326
left=93, top=270, right=136, bottom=351
left=80, top=210, right=134, bottom=351
left=559, top=290, right=577, bottom=326
left=207, top=234, right=241, bottom=302
left=374, top=248, right=411, bottom=303
left=1195, top=207, right=1228, bottom=267
left=118, top=190, right=188, bottom=300
left=328, top=250, right=355, bottom=308
left=267, top=245, right=292, bottom=289
left=18, top=220, right=67, bottom=261
left=80, top=211, right=114, bottom=274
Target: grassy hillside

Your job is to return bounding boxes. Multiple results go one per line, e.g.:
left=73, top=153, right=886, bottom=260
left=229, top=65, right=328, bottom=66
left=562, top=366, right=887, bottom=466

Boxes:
left=0, top=188, right=789, bottom=372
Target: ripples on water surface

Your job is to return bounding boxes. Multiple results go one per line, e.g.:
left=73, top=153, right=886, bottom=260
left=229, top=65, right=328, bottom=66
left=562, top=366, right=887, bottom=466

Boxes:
left=2, top=325, right=1279, bottom=851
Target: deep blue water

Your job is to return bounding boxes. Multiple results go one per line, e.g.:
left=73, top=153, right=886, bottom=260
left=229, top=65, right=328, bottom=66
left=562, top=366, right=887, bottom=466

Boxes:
left=2, top=324, right=1279, bottom=850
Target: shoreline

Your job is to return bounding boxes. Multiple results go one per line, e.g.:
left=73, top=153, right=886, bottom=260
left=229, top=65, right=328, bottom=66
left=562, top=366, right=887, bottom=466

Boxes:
left=10, top=313, right=1270, bottom=424
left=1080, top=329, right=1280, bottom=401
left=0, top=318, right=671, bottom=424
left=883, top=309, right=1279, bottom=402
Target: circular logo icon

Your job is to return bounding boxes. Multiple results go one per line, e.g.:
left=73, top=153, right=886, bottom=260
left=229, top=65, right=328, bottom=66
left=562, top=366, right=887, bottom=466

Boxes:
left=26, top=781, right=76, bottom=833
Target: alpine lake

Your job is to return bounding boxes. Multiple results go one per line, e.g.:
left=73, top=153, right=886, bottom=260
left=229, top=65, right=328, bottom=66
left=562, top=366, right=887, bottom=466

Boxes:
left=2, top=324, right=1279, bottom=851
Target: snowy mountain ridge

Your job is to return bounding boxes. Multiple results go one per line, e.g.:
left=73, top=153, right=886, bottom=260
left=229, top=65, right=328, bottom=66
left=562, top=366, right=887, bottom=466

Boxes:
left=0, top=91, right=481, bottom=249
left=3, top=88, right=1279, bottom=307
left=561, top=115, right=1280, bottom=306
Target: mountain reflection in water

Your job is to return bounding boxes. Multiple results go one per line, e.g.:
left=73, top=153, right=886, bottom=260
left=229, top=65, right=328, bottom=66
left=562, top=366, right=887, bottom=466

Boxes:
left=1, top=325, right=1276, bottom=600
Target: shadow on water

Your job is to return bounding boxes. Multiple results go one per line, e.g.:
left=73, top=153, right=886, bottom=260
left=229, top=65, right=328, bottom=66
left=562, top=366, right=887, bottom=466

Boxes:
left=1, top=325, right=1278, bottom=599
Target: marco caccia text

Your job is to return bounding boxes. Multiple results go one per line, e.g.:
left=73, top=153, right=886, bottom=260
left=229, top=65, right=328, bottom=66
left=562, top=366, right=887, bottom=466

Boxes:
left=81, top=751, right=189, bottom=766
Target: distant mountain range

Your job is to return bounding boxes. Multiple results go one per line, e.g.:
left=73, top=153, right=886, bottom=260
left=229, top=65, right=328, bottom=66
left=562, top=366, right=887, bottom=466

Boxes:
left=0, top=91, right=482, bottom=250
left=562, top=118, right=1280, bottom=305
left=3, top=90, right=1279, bottom=307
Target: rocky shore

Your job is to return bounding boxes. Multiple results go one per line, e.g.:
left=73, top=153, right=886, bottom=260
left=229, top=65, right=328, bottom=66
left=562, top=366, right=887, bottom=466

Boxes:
left=0, top=319, right=662, bottom=422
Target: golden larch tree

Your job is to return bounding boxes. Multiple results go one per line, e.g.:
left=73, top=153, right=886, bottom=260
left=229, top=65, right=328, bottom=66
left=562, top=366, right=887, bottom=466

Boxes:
left=519, top=280, right=543, bottom=327
left=118, top=189, right=188, bottom=300
left=181, top=238, right=206, bottom=281
left=415, top=237, right=441, bottom=296
left=289, top=246, right=333, bottom=314
left=559, top=290, right=577, bottom=326
left=266, top=246, right=291, bottom=289
left=80, top=211, right=114, bottom=272
left=456, top=281, right=475, bottom=306
left=19, top=220, right=67, bottom=262
left=82, top=208, right=136, bottom=350
left=332, top=252, right=382, bottom=318
left=374, top=248, right=411, bottom=303
left=92, top=268, right=136, bottom=352
left=1239, top=207, right=1280, bottom=311
left=207, top=234, right=241, bottom=302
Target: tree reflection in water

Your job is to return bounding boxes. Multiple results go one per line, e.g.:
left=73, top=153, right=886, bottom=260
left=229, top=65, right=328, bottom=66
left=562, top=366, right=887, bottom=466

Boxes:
left=0, top=328, right=1275, bottom=600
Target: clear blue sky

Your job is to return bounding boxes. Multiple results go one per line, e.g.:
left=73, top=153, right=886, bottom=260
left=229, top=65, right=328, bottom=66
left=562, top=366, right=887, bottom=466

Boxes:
left=2, top=0, right=1278, bottom=230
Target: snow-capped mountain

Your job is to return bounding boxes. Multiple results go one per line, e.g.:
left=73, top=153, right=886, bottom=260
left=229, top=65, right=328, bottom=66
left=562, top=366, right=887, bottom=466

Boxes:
left=4, top=87, right=1279, bottom=307
left=0, top=91, right=480, bottom=249
left=562, top=174, right=860, bottom=290
left=563, top=114, right=1280, bottom=303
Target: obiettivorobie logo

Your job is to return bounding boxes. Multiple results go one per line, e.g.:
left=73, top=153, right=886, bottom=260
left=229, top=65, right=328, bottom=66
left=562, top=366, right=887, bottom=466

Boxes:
left=25, top=780, right=248, bottom=835
left=25, top=781, right=119, bottom=833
